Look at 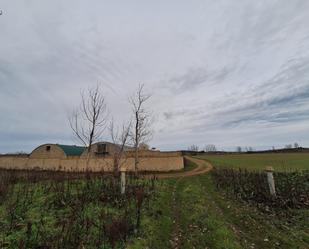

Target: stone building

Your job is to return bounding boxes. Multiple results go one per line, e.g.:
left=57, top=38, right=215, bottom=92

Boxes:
left=30, top=144, right=86, bottom=159
left=80, top=142, right=133, bottom=158
left=0, top=142, right=184, bottom=172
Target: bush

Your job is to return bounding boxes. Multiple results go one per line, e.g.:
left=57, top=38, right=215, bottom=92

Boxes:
left=0, top=169, right=157, bottom=248
left=212, top=168, right=309, bottom=210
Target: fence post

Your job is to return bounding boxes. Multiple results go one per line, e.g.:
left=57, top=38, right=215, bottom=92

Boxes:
left=120, top=167, right=126, bottom=194
left=265, top=166, right=276, bottom=196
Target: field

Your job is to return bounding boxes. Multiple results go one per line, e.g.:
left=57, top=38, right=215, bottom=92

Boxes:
left=0, top=155, right=308, bottom=249
left=196, top=153, right=309, bottom=171
left=130, top=171, right=309, bottom=248
left=0, top=171, right=156, bottom=248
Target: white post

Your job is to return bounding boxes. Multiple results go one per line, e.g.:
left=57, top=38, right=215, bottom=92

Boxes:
left=265, top=166, right=276, bottom=196
left=120, top=168, right=126, bottom=194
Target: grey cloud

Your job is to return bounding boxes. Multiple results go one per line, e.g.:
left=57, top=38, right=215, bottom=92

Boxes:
left=167, top=66, right=233, bottom=93
left=1, top=0, right=309, bottom=152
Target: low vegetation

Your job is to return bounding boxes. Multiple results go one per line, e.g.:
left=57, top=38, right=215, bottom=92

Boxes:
left=129, top=173, right=309, bottom=248
left=0, top=170, right=156, bottom=248
left=1, top=154, right=308, bottom=248
left=212, top=168, right=309, bottom=210
left=197, top=153, right=309, bottom=171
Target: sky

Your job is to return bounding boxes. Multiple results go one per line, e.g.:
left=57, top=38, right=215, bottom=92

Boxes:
left=1, top=0, right=309, bottom=153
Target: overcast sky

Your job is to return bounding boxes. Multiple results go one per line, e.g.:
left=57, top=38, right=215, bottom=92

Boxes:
left=1, top=0, right=309, bottom=153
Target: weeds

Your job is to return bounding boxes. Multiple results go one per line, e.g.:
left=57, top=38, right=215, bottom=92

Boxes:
left=0, top=169, right=156, bottom=248
left=212, top=168, right=309, bottom=212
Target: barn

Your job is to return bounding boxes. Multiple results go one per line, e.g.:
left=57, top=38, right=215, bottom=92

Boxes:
left=80, top=141, right=132, bottom=158
left=30, top=144, right=86, bottom=159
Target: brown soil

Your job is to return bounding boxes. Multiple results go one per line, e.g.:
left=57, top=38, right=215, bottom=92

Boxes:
left=147, top=156, right=213, bottom=179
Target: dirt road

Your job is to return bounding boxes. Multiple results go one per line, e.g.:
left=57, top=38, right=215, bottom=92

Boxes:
left=150, top=156, right=213, bottom=179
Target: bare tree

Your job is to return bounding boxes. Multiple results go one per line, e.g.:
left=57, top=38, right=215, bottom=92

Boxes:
left=139, top=142, right=150, bottom=150
left=129, top=84, right=152, bottom=173
left=69, top=85, right=108, bottom=169
left=109, top=120, right=131, bottom=174
left=285, top=144, right=292, bottom=149
left=204, top=144, right=216, bottom=152
left=294, top=142, right=299, bottom=148
left=188, top=145, right=199, bottom=152
left=236, top=146, right=242, bottom=153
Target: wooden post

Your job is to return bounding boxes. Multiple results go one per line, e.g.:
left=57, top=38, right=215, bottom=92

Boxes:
left=265, top=166, right=276, bottom=196
left=120, top=167, right=126, bottom=194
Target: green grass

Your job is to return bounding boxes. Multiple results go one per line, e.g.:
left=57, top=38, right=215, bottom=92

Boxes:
left=196, top=153, right=309, bottom=171
left=0, top=175, right=154, bottom=248
left=127, top=179, right=175, bottom=249
left=128, top=176, right=242, bottom=249
left=183, top=157, right=198, bottom=171
left=1, top=157, right=308, bottom=248
left=128, top=157, right=309, bottom=248
left=130, top=172, right=308, bottom=249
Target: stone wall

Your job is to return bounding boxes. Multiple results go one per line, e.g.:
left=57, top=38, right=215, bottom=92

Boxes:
left=0, top=154, right=184, bottom=172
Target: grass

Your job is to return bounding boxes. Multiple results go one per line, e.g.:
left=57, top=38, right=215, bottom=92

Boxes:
left=0, top=173, right=156, bottom=248
left=196, top=153, right=309, bottom=171
left=128, top=157, right=309, bottom=248
left=130, top=172, right=308, bottom=248
left=128, top=175, right=242, bottom=249
left=205, top=173, right=309, bottom=249
left=1, top=156, right=308, bottom=248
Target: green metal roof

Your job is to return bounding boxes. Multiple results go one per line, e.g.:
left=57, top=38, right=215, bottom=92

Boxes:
left=57, top=144, right=86, bottom=156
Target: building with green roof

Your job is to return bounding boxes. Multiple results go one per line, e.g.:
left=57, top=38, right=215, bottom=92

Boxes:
left=30, top=144, right=86, bottom=159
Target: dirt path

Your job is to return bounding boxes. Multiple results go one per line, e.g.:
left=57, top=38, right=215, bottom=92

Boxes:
left=142, top=157, right=213, bottom=248
left=149, top=156, right=213, bottom=179
left=170, top=177, right=183, bottom=249
left=152, top=156, right=213, bottom=248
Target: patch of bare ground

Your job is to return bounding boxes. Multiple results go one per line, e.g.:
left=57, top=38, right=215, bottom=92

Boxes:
left=146, top=156, right=213, bottom=180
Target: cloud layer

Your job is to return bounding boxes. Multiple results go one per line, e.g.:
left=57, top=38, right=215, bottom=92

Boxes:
left=1, top=0, right=309, bottom=152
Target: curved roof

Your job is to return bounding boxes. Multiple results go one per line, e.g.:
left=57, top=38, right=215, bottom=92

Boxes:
left=57, top=144, right=86, bottom=156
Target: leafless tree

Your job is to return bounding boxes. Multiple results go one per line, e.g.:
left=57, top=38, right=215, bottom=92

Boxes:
left=109, top=120, right=131, bottom=174
left=139, top=142, right=150, bottom=150
left=236, top=146, right=242, bottom=153
left=294, top=142, right=299, bottom=148
left=285, top=144, right=293, bottom=149
left=69, top=85, right=108, bottom=167
left=188, top=145, right=199, bottom=152
left=204, top=144, right=216, bottom=152
left=129, top=84, right=152, bottom=173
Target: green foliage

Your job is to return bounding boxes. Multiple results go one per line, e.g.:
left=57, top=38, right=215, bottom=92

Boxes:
left=129, top=159, right=309, bottom=249
left=197, top=153, right=309, bottom=171
left=0, top=170, right=156, bottom=248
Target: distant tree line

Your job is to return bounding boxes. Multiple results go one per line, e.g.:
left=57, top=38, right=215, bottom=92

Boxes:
left=187, top=142, right=302, bottom=154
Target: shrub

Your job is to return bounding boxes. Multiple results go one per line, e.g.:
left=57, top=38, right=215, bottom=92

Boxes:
left=212, top=168, right=309, bottom=210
